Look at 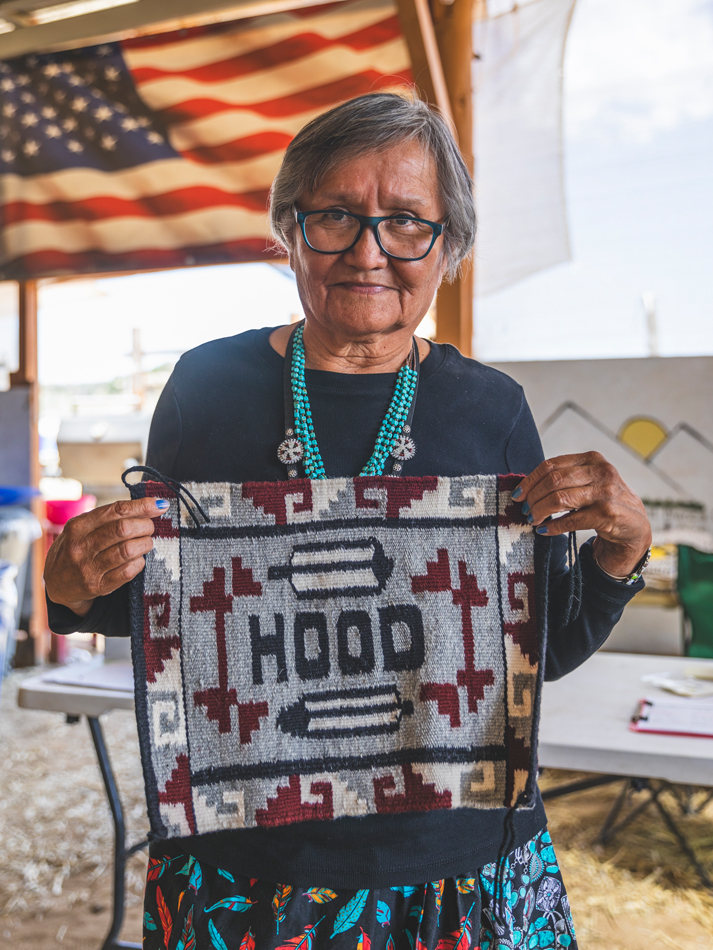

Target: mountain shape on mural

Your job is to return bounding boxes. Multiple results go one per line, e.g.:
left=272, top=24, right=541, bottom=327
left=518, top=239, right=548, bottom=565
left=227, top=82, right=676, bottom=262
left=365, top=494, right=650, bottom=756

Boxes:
left=540, top=402, right=713, bottom=505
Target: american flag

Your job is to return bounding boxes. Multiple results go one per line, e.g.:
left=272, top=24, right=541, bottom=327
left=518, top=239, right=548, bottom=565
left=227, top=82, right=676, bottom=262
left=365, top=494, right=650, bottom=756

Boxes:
left=0, top=0, right=411, bottom=280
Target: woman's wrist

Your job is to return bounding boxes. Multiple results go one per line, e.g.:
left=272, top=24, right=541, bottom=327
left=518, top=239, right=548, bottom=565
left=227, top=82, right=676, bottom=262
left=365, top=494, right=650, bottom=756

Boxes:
left=591, top=535, right=652, bottom=580
left=46, top=586, right=95, bottom=618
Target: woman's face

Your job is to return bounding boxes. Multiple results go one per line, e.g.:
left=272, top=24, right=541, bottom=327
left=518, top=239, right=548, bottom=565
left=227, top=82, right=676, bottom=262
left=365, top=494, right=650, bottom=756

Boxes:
left=289, top=141, right=448, bottom=344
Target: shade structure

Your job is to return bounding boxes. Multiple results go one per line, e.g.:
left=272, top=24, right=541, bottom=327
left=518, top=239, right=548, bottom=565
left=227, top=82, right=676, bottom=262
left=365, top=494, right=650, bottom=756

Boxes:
left=0, top=0, right=412, bottom=280
left=473, top=0, right=575, bottom=297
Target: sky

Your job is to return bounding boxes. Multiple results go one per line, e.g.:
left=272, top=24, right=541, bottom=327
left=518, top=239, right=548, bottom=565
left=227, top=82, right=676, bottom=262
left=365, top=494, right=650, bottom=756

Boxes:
left=0, top=0, right=712, bottom=387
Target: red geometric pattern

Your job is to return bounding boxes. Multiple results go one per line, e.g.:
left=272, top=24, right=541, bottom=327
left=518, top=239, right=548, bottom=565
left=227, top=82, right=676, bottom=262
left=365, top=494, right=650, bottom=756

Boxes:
left=232, top=556, right=263, bottom=597
left=412, top=550, right=494, bottom=715
left=354, top=476, right=439, bottom=519
left=419, top=683, right=461, bottom=728
left=190, top=567, right=237, bottom=734
left=143, top=593, right=180, bottom=683
left=158, top=753, right=197, bottom=835
left=498, top=474, right=527, bottom=528
left=255, top=775, right=334, bottom=826
left=504, top=572, right=538, bottom=665
left=237, top=701, right=269, bottom=745
left=242, top=481, right=314, bottom=525
left=374, top=764, right=452, bottom=813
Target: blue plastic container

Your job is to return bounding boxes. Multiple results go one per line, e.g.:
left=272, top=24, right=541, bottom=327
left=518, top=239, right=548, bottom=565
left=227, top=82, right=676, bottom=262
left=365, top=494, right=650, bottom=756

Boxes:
left=0, top=486, right=40, bottom=506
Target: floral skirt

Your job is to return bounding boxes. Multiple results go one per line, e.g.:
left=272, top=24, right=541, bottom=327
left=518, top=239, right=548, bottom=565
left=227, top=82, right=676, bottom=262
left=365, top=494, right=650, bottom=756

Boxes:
left=143, top=828, right=577, bottom=950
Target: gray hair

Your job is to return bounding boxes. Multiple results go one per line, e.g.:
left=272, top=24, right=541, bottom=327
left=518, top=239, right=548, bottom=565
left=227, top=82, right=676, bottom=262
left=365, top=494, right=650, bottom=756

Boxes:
left=269, top=91, right=476, bottom=281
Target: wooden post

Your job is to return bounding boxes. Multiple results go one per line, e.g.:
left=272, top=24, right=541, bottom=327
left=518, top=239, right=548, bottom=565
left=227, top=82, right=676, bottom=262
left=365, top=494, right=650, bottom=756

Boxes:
left=430, top=0, right=475, bottom=356
left=394, top=0, right=454, bottom=126
left=9, top=280, right=45, bottom=662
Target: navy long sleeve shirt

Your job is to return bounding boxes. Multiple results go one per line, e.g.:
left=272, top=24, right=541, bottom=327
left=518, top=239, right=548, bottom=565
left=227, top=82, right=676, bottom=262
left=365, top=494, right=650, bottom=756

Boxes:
left=47, top=327, right=642, bottom=886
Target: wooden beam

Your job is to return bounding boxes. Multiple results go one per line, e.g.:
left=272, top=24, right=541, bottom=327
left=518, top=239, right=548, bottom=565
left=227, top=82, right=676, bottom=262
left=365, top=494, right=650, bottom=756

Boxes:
left=430, top=0, right=474, bottom=356
left=9, top=281, right=45, bottom=661
left=395, top=0, right=454, bottom=125
left=9, top=280, right=38, bottom=389
left=0, top=0, right=342, bottom=59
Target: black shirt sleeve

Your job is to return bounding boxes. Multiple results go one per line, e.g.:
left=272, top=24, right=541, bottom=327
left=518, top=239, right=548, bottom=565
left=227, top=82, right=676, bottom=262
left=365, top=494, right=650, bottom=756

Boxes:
left=145, top=375, right=183, bottom=476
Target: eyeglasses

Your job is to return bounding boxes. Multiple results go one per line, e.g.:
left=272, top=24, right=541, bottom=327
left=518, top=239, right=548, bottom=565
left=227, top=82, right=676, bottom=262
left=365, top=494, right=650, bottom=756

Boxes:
left=295, top=209, right=444, bottom=261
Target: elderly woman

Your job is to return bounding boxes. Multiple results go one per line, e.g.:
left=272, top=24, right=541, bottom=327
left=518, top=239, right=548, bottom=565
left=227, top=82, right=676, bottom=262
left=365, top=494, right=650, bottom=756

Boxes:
left=45, top=92, right=651, bottom=950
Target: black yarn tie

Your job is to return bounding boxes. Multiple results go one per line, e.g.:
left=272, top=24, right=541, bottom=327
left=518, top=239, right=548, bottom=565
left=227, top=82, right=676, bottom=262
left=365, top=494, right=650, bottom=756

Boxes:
left=561, top=530, right=582, bottom=629
left=121, top=465, right=211, bottom=528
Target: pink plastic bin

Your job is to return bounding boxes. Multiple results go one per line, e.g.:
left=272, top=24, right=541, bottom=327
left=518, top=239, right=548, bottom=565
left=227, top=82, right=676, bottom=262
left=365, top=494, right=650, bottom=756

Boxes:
left=45, top=496, right=97, bottom=526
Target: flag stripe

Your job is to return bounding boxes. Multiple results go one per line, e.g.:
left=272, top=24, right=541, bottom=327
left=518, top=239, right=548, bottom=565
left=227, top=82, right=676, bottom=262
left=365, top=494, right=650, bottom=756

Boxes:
left=168, top=108, right=324, bottom=152
left=121, top=0, right=390, bottom=69
left=180, top=130, right=293, bottom=164
left=2, top=238, right=273, bottom=278
left=135, top=40, right=409, bottom=112
left=3, top=205, right=270, bottom=258
left=2, top=186, right=271, bottom=226
left=130, top=16, right=402, bottom=86
left=150, top=71, right=411, bottom=125
left=2, top=155, right=285, bottom=203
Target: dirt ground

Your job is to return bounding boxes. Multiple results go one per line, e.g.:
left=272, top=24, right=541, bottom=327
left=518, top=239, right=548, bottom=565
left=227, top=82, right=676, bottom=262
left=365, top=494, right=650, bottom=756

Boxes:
left=1, top=670, right=713, bottom=950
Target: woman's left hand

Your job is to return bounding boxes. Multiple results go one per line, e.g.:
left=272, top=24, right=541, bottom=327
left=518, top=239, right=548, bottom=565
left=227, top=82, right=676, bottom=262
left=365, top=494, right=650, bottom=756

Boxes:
left=512, top=451, right=652, bottom=577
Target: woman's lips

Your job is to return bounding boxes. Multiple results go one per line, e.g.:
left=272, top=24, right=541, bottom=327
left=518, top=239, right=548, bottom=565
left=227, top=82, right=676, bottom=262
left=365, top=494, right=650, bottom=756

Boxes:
left=335, top=282, right=395, bottom=295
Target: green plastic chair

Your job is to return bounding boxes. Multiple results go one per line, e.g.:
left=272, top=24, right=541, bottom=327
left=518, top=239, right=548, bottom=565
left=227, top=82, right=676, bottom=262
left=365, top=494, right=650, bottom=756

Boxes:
left=678, top=545, right=713, bottom=659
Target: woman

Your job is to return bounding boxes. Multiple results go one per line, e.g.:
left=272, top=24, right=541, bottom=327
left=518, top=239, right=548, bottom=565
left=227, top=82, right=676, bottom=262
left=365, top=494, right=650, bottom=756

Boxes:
left=45, top=92, right=651, bottom=950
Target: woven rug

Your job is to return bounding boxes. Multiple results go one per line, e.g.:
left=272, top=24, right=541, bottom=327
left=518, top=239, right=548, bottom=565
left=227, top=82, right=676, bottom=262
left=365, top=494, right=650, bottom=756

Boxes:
left=127, top=474, right=547, bottom=839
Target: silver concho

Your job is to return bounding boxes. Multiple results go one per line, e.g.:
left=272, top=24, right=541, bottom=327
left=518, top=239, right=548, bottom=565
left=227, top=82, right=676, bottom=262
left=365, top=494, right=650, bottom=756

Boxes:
left=391, top=435, right=416, bottom=461
left=277, top=438, right=304, bottom=465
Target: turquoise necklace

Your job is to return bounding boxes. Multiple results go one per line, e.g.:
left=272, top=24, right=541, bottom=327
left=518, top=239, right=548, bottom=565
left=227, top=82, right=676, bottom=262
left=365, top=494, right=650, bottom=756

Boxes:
left=277, top=323, right=419, bottom=480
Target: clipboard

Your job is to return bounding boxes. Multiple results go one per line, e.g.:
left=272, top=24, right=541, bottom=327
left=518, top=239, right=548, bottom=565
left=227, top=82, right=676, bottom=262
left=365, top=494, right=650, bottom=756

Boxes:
left=630, top=696, right=713, bottom=739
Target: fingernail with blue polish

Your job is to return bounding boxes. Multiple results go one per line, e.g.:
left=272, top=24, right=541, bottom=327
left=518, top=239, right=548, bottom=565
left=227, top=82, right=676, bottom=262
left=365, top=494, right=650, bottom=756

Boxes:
left=527, top=513, right=534, bottom=524
left=511, top=486, right=523, bottom=500
left=521, top=501, right=530, bottom=515
left=536, top=525, right=549, bottom=534
left=155, top=499, right=170, bottom=510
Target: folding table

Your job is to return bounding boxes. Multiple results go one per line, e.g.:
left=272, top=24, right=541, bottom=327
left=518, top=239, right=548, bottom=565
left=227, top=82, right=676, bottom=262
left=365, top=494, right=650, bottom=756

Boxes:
left=539, top=651, right=713, bottom=887
left=18, top=660, right=143, bottom=950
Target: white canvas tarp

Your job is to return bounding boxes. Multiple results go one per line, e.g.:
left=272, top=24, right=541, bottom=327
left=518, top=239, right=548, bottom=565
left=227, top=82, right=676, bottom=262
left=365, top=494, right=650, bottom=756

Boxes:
left=473, top=0, right=576, bottom=296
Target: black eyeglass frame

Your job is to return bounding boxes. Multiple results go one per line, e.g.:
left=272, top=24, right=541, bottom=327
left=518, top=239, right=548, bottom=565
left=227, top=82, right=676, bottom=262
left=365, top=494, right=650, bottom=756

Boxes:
left=295, top=209, right=445, bottom=261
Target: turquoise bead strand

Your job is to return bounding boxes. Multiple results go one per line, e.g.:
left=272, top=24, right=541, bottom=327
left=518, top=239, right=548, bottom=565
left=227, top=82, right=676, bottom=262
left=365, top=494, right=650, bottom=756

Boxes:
left=290, top=325, right=417, bottom=480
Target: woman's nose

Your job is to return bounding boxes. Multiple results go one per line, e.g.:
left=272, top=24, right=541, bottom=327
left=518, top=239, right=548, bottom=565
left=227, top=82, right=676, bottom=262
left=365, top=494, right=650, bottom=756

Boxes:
left=344, top=224, right=388, bottom=267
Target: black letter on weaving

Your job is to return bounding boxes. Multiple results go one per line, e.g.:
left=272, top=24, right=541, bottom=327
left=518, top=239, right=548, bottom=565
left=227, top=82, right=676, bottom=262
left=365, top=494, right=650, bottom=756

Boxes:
left=337, top=610, right=375, bottom=675
left=294, top=612, right=330, bottom=681
left=379, top=605, right=425, bottom=671
left=249, top=614, right=288, bottom=685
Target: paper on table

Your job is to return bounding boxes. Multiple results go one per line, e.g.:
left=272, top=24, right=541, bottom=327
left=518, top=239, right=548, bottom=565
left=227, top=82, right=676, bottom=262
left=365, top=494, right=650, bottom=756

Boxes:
left=641, top=671, right=713, bottom=698
left=631, top=695, right=713, bottom=738
left=41, top=659, right=134, bottom=693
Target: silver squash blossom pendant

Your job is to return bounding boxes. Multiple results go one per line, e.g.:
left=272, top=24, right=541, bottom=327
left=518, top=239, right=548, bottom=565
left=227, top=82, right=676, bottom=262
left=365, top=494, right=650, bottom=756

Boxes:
left=391, top=432, right=416, bottom=462
left=277, top=431, right=304, bottom=475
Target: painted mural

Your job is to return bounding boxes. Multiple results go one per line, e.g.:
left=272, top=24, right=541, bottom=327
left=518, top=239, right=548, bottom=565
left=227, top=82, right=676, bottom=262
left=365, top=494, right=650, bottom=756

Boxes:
left=489, top=356, right=713, bottom=553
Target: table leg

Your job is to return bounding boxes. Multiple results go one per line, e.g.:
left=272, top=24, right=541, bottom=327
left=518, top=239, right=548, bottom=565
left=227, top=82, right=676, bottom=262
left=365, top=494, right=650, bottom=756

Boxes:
left=599, top=779, right=654, bottom=844
left=651, top=785, right=713, bottom=890
left=541, top=774, right=623, bottom=801
left=87, top=716, right=146, bottom=950
left=597, top=778, right=713, bottom=890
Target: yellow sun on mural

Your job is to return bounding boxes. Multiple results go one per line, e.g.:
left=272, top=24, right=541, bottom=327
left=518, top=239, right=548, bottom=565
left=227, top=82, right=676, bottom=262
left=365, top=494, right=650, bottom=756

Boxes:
left=618, top=417, right=669, bottom=459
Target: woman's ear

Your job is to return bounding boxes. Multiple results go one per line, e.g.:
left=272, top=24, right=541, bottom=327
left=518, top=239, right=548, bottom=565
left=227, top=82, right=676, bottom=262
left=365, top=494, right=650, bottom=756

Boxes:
left=437, top=248, right=449, bottom=284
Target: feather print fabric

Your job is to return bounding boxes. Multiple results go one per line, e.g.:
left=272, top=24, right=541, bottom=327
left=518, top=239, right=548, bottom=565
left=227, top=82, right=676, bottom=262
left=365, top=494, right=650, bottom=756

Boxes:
left=142, top=829, right=577, bottom=950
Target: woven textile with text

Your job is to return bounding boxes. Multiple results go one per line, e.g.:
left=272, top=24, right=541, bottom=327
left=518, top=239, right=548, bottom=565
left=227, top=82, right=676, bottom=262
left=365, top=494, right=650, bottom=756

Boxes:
left=128, top=475, right=544, bottom=838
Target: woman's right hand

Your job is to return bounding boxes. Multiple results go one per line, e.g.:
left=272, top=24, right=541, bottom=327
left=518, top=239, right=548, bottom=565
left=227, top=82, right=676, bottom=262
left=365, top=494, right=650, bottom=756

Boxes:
left=44, top=497, right=169, bottom=617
